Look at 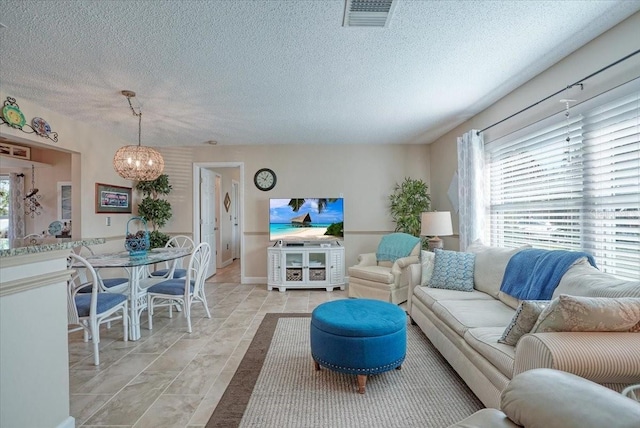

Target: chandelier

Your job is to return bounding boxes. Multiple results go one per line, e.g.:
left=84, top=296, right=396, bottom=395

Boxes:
left=113, top=90, right=164, bottom=181
left=24, top=164, right=42, bottom=217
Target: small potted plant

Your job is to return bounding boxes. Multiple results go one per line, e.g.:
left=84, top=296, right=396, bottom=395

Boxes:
left=135, top=174, right=172, bottom=249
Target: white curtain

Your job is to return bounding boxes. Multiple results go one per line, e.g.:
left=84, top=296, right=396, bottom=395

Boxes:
left=457, top=130, right=485, bottom=251
left=9, top=173, right=25, bottom=240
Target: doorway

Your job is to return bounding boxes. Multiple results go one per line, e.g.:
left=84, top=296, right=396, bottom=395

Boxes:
left=199, top=168, right=217, bottom=278
left=193, top=162, right=244, bottom=283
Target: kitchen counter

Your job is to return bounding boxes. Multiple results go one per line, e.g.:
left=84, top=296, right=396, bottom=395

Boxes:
left=0, top=237, right=105, bottom=258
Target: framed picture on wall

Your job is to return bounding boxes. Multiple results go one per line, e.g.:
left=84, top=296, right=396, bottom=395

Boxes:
left=95, top=183, right=132, bottom=214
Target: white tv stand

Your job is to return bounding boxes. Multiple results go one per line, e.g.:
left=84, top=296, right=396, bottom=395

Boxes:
left=267, top=242, right=345, bottom=292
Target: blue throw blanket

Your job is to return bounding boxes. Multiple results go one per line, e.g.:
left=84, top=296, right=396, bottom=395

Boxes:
left=376, top=233, right=420, bottom=263
left=500, top=249, right=597, bottom=300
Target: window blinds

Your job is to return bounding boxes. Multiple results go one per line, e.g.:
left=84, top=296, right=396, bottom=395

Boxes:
left=485, top=86, right=639, bottom=280
left=582, top=92, right=639, bottom=279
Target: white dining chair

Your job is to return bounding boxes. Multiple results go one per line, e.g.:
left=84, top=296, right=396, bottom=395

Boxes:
left=148, top=235, right=195, bottom=279
left=147, top=242, right=211, bottom=333
left=67, top=253, right=128, bottom=365
left=73, top=245, right=130, bottom=294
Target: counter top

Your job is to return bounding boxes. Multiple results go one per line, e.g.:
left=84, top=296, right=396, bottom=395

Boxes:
left=0, top=238, right=106, bottom=257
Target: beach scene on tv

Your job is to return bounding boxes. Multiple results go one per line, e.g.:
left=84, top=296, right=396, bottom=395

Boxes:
left=269, top=198, right=344, bottom=241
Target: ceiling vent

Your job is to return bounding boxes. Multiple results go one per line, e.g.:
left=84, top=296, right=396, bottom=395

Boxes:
left=343, top=0, right=397, bottom=28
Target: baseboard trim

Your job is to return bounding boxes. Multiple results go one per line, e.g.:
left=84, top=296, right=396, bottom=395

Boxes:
left=243, top=276, right=267, bottom=284
left=56, top=416, right=75, bottom=428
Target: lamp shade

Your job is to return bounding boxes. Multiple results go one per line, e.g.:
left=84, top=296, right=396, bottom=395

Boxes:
left=420, top=211, right=453, bottom=237
left=113, top=145, right=164, bottom=181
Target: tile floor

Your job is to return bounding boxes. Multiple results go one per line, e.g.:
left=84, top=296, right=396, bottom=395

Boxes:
left=68, top=260, right=349, bottom=427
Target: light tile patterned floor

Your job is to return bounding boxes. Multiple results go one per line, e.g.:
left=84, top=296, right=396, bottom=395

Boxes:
left=69, top=260, right=349, bottom=427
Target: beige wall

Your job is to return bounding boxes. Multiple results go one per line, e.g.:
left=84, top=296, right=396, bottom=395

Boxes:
left=428, top=11, right=640, bottom=250
left=159, top=143, right=431, bottom=280
left=0, top=101, right=431, bottom=281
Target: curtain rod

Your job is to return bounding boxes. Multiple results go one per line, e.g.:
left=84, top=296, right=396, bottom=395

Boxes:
left=476, top=48, right=640, bottom=136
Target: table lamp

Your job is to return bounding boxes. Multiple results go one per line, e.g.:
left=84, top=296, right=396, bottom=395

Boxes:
left=420, top=211, right=453, bottom=251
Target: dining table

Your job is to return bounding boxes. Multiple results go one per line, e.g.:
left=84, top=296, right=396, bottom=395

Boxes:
left=79, top=247, right=191, bottom=340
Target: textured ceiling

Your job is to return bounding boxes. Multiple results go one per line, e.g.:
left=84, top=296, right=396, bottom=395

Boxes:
left=0, top=1, right=638, bottom=147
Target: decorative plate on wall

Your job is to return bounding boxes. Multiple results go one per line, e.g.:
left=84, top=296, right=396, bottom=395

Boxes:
left=48, top=220, right=63, bottom=236
left=2, top=104, right=26, bottom=128
left=32, top=117, right=52, bottom=136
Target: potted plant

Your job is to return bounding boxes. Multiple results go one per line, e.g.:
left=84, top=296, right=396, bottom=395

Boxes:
left=389, top=177, right=431, bottom=239
left=135, top=174, right=172, bottom=248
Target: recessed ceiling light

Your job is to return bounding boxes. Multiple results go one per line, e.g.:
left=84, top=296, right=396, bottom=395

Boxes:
left=205, top=140, right=218, bottom=145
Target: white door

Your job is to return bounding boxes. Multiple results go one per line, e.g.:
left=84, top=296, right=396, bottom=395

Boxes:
left=215, top=173, right=222, bottom=269
left=231, top=179, right=240, bottom=260
left=200, top=168, right=217, bottom=278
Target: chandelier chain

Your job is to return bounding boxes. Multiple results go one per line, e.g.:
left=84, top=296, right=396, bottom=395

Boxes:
left=125, top=95, right=143, bottom=148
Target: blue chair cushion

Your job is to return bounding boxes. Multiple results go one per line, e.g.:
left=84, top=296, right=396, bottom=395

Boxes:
left=102, top=277, right=128, bottom=288
left=147, top=279, right=195, bottom=296
left=75, top=293, right=127, bottom=317
left=150, top=268, right=187, bottom=279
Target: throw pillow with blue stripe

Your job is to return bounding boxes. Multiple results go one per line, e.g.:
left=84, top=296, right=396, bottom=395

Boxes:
left=428, top=249, right=475, bottom=291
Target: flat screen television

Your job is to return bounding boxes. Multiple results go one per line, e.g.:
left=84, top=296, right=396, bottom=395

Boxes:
left=269, top=198, right=344, bottom=242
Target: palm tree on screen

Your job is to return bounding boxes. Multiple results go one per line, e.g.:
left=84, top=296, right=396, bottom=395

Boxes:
left=288, top=198, right=337, bottom=214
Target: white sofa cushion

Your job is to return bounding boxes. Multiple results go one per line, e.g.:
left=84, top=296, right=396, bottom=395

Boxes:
left=497, top=291, right=521, bottom=310
left=432, top=300, right=516, bottom=336
left=348, top=265, right=394, bottom=284
left=467, top=241, right=530, bottom=298
left=465, top=327, right=515, bottom=378
left=553, top=261, right=640, bottom=298
left=414, top=286, right=494, bottom=309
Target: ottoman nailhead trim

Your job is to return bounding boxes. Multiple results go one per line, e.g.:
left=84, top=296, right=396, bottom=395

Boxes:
left=312, top=353, right=405, bottom=375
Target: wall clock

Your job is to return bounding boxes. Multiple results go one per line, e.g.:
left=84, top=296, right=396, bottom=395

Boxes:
left=254, top=168, right=276, bottom=191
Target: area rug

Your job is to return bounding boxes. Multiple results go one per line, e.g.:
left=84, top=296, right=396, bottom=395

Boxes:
left=207, top=313, right=483, bottom=428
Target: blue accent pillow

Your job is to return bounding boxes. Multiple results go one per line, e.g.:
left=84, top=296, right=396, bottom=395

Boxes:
left=428, top=249, right=475, bottom=291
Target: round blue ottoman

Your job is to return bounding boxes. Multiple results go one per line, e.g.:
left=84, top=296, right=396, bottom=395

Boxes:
left=310, top=298, right=407, bottom=393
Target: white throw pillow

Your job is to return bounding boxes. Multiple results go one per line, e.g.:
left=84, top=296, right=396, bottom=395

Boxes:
left=420, top=250, right=436, bottom=286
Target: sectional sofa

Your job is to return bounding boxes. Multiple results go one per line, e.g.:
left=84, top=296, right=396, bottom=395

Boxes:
left=407, top=242, right=640, bottom=409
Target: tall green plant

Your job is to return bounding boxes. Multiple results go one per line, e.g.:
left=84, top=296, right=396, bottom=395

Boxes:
left=389, top=177, right=431, bottom=238
left=135, top=174, right=172, bottom=248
